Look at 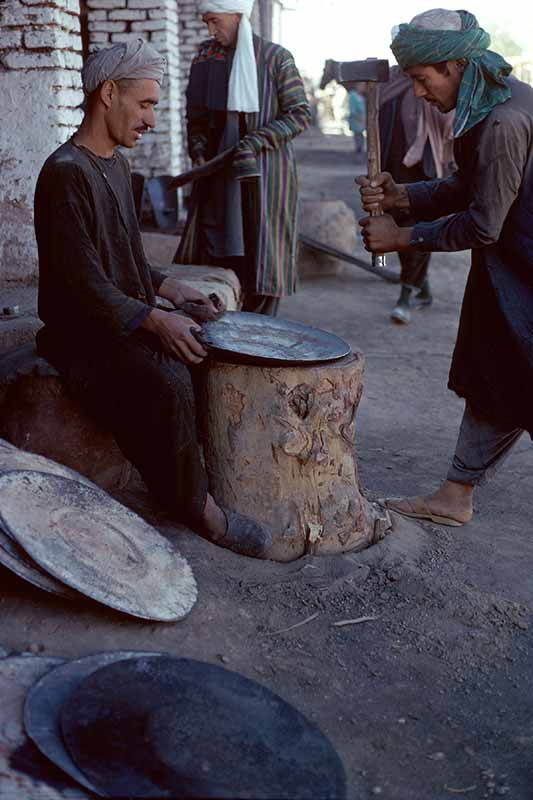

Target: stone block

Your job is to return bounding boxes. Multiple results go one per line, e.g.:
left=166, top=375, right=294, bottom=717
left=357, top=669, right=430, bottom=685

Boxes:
left=52, top=86, right=83, bottom=106
left=90, top=32, right=110, bottom=42
left=297, top=200, right=357, bottom=279
left=57, top=107, right=83, bottom=127
left=131, top=19, right=167, bottom=31
left=108, top=8, right=146, bottom=19
left=110, top=32, right=144, bottom=42
left=87, top=0, right=126, bottom=7
left=89, top=19, right=127, bottom=31
left=127, top=0, right=163, bottom=9
left=24, top=29, right=78, bottom=49
left=0, top=31, right=23, bottom=49
left=0, top=316, right=42, bottom=356
left=62, top=50, right=83, bottom=69
left=1, top=51, right=63, bottom=70
left=1, top=6, right=76, bottom=29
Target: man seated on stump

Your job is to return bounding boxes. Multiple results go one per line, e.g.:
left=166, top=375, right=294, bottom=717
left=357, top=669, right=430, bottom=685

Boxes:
left=357, top=9, right=533, bottom=527
left=34, top=39, right=272, bottom=559
left=175, top=0, right=311, bottom=316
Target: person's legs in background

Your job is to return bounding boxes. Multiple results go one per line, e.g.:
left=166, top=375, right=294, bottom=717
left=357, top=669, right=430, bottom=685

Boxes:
left=391, top=248, right=432, bottom=324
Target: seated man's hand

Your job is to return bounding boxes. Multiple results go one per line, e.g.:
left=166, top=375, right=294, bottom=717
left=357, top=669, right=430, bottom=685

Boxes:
left=356, top=172, right=406, bottom=213
left=142, top=308, right=208, bottom=365
left=359, top=214, right=412, bottom=253
left=158, top=278, right=224, bottom=320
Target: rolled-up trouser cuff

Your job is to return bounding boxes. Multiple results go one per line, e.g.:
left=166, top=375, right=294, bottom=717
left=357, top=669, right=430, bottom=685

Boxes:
left=446, top=403, right=524, bottom=486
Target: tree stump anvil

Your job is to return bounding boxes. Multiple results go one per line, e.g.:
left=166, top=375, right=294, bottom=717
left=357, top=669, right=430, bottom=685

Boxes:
left=200, top=352, right=390, bottom=562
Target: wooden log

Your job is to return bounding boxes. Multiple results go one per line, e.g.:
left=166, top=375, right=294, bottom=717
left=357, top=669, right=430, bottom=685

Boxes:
left=201, top=352, right=385, bottom=562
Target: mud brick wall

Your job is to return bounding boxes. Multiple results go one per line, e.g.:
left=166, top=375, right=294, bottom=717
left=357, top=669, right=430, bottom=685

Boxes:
left=85, top=0, right=183, bottom=177
left=0, top=0, right=83, bottom=287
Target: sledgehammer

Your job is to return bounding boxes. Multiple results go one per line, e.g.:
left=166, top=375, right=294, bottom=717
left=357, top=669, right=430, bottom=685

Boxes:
left=322, top=57, right=390, bottom=268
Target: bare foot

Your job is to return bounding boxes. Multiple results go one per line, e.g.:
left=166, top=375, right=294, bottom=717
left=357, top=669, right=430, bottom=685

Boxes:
left=384, top=480, right=474, bottom=527
left=196, top=494, right=272, bottom=558
left=198, top=493, right=227, bottom=540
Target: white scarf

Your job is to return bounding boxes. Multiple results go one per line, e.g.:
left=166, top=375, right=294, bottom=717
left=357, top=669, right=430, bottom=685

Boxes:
left=197, top=1, right=260, bottom=113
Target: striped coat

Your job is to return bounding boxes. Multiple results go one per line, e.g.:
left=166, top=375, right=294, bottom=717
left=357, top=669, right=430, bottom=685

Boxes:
left=176, top=36, right=311, bottom=297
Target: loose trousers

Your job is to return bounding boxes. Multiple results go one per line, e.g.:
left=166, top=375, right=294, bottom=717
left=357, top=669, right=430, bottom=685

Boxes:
left=38, top=329, right=209, bottom=522
left=447, top=403, right=525, bottom=486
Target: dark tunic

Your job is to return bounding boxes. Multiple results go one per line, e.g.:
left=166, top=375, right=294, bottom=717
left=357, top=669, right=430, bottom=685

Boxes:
left=34, top=140, right=208, bottom=520
left=35, top=140, right=166, bottom=349
left=407, top=77, right=533, bottom=434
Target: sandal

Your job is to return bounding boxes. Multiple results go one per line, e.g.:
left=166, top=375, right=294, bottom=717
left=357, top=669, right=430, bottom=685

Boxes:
left=381, top=496, right=467, bottom=527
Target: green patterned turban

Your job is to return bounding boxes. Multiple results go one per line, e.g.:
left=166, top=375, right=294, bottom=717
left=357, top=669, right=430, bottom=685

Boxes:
left=391, top=9, right=512, bottom=137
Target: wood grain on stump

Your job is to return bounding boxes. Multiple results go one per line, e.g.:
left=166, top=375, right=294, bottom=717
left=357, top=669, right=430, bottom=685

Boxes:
left=201, top=352, right=382, bottom=562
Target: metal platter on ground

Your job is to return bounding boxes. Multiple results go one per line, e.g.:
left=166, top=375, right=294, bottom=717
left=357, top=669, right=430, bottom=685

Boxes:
left=60, top=655, right=347, bottom=799
left=0, top=439, right=95, bottom=491
left=24, top=651, right=168, bottom=797
left=201, top=311, right=352, bottom=365
left=0, top=526, right=79, bottom=599
left=0, top=471, right=198, bottom=621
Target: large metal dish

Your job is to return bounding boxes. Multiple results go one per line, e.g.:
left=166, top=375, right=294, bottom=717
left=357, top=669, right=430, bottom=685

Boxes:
left=201, top=311, right=351, bottom=365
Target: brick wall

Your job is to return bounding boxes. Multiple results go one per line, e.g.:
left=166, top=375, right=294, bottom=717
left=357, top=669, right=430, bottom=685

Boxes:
left=85, top=0, right=183, bottom=177
left=0, top=0, right=83, bottom=286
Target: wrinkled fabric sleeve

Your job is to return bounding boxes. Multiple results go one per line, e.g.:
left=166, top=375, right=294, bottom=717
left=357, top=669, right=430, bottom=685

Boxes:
left=409, top=115, right=529, bottom=252
left=406, top=174, right=469, bottom=221
left=39, top=164, right=151, bottom=336
left=233, top=50, right=311, bottom=176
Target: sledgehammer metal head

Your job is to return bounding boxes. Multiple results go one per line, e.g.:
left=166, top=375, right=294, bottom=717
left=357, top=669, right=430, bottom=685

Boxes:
left=319, top=58, right=389, bottom=90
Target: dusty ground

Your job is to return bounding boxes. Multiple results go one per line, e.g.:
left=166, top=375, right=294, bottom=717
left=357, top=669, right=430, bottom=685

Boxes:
left=1, top=130, right=533, bottom=799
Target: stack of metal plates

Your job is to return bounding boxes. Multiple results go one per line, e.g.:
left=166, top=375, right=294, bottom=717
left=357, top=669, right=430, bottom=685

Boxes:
left=25, top=652, right=347, bottom=798
left=0, top=440, right=197, bottom=621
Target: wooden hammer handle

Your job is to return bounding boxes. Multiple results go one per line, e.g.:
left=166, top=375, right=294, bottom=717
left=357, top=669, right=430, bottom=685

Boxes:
left=365, top=83, right=386, bottom=268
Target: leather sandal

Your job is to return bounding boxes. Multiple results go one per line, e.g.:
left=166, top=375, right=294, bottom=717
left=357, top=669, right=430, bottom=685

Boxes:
left=382, top=496, right=468, bottom=527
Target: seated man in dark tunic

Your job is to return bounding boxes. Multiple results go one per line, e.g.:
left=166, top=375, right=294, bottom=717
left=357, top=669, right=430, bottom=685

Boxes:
left=358, top=9, right=533, bottom=527
left=34, top=38, right=271, bottom=559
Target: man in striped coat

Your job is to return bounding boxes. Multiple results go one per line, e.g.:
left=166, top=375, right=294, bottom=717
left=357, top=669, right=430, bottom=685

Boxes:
left=175, top=1, right=311, bottom=315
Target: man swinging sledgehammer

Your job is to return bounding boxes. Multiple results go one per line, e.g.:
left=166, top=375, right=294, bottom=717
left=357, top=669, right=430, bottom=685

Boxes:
left=357, top=9, right=533, bottom=526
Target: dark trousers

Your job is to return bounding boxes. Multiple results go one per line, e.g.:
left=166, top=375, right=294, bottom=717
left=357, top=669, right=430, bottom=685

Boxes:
left=398, top=248, right=431, bottom=290
left=447, top=403, right=524, bottom=486
left=38, top=329, right=209, bottom=522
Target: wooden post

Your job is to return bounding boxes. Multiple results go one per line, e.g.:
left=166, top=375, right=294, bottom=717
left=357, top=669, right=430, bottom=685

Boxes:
left=200, top=353, right=386, bottom=562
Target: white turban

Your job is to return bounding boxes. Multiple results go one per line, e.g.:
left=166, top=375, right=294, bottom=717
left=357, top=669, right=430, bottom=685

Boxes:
left=82, top=38, right=166, bottom=95
left=197, top=1, right=259, bottom=113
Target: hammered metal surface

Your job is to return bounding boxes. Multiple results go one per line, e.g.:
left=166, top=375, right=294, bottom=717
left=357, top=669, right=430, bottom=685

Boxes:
left=0, top=527, right=79, bottom=599
left=25, top=651, right=168, bottom=798
left=202, top=312, right=351, bottom=365
left=0, top=471, right=198, bottom=621
left=60, top=656, right=347, bottom=799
